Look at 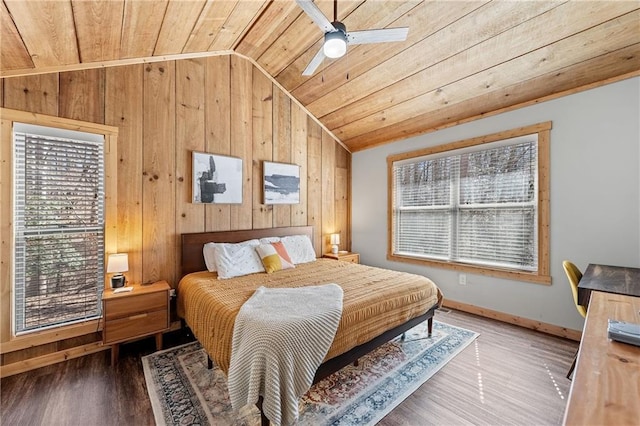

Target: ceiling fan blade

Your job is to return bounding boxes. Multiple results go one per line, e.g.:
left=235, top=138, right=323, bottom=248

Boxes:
left=348, top=27, right=409, bottom=45
left=302, top=47, right=326, bottom=76
left=296, top=0, right=335, bottom=33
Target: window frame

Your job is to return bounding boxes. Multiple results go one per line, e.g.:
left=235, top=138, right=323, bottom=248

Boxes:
left=387, top=122, right=551, bottom=284
left=0, top=108, right=118, bottom=352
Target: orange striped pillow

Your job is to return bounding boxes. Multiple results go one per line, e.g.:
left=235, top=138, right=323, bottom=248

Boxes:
left=255, top=242, right=295, bottom=274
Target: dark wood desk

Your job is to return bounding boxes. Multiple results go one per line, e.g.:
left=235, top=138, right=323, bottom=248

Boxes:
left=578, top=264, right=640, bottom=307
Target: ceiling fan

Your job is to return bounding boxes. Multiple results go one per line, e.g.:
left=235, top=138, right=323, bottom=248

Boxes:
left=296, top=0, right=409, bottom=76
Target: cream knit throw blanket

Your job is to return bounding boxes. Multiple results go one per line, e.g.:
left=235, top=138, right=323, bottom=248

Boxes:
left=228, top=284, right=344, bottom=425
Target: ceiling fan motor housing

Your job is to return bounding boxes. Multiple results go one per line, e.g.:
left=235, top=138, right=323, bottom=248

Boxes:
left=324, top=21, right=348, bottom=58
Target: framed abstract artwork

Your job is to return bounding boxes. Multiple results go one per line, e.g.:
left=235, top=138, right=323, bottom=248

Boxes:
left=192, top=151, right=243, bottom=204
left=263, top=161, right=300, bottom=204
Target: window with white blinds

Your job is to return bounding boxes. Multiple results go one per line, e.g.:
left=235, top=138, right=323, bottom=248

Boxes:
left=13, top=123, right=105, bottom=334
left=392, top=135, right=538, bottom=272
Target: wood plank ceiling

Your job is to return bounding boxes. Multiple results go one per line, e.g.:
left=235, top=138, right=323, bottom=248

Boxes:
left=1, top=0, right=639, bottom=152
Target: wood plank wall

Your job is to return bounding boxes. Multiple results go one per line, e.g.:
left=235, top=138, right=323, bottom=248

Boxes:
left=0, top=55, right=350, bottom=370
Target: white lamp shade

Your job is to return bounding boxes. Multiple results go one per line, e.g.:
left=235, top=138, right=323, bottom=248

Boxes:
left=107, top=253, right=129, bottom=274
left=324, top=35, right=347, bottom=58
left=330, top=234, right=340, bottom=245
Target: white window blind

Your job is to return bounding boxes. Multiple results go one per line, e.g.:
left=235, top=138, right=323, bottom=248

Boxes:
left=392, top=136, right=538, bottom=272
left=14, top=123, right=105, bottom=334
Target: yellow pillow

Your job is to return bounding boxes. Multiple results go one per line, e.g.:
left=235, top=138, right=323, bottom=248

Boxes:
left=255, top=242, right=295, bottom=274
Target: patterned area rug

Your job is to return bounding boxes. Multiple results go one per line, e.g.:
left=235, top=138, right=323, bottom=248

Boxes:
left=142, top=321, right=478, bottom=425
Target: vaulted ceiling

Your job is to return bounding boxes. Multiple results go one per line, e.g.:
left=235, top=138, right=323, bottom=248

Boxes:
left=1, top=1, right=639, bottom=151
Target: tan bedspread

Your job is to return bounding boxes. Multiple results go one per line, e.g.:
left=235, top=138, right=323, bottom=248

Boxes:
left=177, top=258, right=442, bottom=375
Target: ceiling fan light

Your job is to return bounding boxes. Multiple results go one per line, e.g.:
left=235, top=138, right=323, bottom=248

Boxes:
left=324, top=31, right=347, bottom=58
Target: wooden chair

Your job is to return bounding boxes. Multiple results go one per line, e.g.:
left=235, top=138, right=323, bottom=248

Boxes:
left=563, top=260, right=586, bottom=379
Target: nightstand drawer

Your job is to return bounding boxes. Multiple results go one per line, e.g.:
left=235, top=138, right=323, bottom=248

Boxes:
left=341, top=254, right=359, bottom=263
left=104, top=291, right=168, bottom=320
left=102, top=281, right=171, bottom=365
left=103, top=309, right=168, bottom=344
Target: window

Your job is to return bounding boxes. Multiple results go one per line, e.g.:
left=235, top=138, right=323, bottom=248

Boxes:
left=13, top=123, right=105, bottom=334
left=388, top=123, right=551, bottom=283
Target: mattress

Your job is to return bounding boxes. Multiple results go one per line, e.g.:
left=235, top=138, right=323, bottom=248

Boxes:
left=177, top=258, right=442, bottom=374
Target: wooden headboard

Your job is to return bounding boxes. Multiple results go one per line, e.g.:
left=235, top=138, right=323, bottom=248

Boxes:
left=180, top=226, right=314, bottom=276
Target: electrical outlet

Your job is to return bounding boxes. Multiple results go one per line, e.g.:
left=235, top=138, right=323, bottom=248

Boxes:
left=459, top=273, right=467, bottom=285
left=169, top=288, right=176, bottom=297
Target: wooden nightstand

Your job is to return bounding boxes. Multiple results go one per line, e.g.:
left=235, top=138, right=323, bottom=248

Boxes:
left=102, top=280, right=170, bottom=365
left=323, top=252, right=360, bottom=264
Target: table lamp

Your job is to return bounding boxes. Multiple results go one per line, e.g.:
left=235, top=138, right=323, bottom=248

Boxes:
left=330, top=233, right=340, bottom=254
left=107, top=253, right=128, bottom=288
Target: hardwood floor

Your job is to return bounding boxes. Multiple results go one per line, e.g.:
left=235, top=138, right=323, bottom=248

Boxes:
left=1, top=309, right=578, bottom=425
left=380, top=309, right=578, bottom=425
left=0, top=331, right=193, bottom=426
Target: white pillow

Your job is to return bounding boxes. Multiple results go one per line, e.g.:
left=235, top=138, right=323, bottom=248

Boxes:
left=280, top=235, right=316, bottom=264
left=203, top=242, right=219, bottom=272
left=214, top=239, right=264, bottom=279
left=259, top=237, right=281, bottom=244
left=202, top=239, right=260, bottom=273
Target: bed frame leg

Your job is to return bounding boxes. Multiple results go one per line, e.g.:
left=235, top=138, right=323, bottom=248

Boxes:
left=428, top=317, right=433, bottom=336
left=400, top=332, right=406, bottom=341
left=258, top=396, right=270, bottom=426
left=207, top=356, right=213, bottom=370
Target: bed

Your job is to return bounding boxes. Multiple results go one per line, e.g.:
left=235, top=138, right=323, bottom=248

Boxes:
left=177, top=226, right=442, bottom=424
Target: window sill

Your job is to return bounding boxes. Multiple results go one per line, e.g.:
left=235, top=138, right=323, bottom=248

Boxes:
left=387, top=253, right=551, bottom=285
left=1, top=319, right=102, bottom=354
